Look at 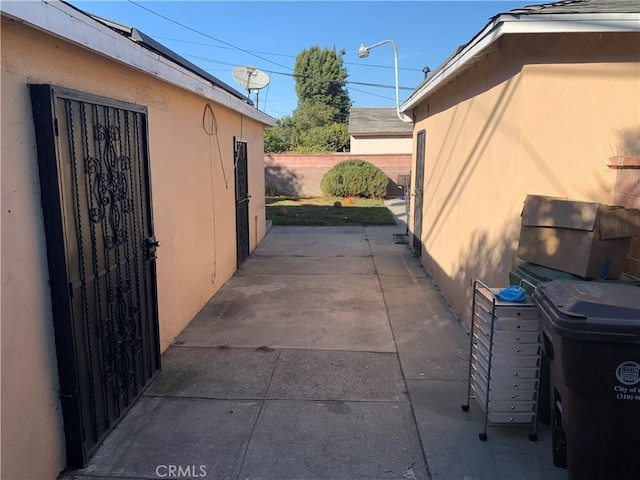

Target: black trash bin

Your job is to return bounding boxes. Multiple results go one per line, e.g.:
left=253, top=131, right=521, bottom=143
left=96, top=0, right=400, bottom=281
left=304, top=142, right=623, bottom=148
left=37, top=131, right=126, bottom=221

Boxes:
left=533, top=280, right=640, bottom=480
left=509, top=262, right=581, bottom=425
left=511, top=263, right=640, bottom=426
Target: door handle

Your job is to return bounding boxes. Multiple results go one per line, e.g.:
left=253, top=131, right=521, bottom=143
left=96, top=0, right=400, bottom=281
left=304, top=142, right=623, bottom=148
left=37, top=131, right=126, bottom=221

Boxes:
left=238, top=195, right=251, bottom=205
left=145, top=236, right=160, bottom=259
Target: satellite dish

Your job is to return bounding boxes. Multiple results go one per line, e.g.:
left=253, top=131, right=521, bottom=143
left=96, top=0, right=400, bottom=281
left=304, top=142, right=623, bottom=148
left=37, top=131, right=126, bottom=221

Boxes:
left=232, top=65, right=270, bottom=93
left=232, top=66, right=270, bottom=110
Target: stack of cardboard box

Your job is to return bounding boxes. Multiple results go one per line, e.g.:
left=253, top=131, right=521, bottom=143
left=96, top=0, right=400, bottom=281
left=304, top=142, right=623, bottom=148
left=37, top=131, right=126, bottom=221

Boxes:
left=517, top=195, right=640, bottom=280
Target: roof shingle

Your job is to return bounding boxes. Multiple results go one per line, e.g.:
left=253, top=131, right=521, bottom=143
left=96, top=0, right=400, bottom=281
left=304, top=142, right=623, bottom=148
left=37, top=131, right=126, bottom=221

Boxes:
left=348, top=108, right=413, bottom=134
left=505, top=0, right=640, bottom=16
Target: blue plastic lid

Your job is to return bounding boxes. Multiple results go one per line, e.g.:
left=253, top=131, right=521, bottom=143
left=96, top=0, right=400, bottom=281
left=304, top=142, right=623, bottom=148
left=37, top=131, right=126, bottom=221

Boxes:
left=495, top=285, right=527, bottom=302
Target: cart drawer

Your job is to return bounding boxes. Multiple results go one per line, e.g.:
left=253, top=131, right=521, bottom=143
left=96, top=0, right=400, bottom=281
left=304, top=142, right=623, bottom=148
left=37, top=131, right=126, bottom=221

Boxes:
left=473, top=330, right=540, bottom=354
left=491, top=353, right=540, bottom=368
left=474, top=320, right=540, bottom=345
left=489, top=378, right=539, bottom=391
left=489, top=401, right=537, bottom=413
left=490, top=365, right=540, bottom=380
left=489, top=342, right=540, bottom=356
left=472, top=348, right=540, bottom=369
left=474, top=293, right=539, bottom=320
left=472, top=375, right=538, bottom=402
left=473, top=352, right=540, bottom=380
left=487, top=412, right=535, bottom=424
left=492, top=317, right=539, bottom=331
left=493, top=330, right=540, bottom=345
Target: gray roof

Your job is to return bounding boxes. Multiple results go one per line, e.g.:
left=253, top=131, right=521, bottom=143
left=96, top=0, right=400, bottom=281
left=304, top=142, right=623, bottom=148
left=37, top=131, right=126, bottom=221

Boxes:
left=348, top=108, right=413, bottom=135
left=505, top=0, right=640, bottom=15
left=401, top=0, right=640, bottom=112
left=62, top=1, right=252, bottom=105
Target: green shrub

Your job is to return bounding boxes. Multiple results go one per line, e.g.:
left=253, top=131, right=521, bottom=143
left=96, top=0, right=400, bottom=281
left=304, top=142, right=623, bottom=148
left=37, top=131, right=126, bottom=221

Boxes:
left=320, top=160, right=389, bottom=198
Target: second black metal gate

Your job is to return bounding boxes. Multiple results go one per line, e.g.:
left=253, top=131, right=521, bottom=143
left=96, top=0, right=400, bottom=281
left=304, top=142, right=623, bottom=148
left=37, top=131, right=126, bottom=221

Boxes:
left=234, top=138, right=250, bottom=267
left=413, top=130, right=426, bottom=257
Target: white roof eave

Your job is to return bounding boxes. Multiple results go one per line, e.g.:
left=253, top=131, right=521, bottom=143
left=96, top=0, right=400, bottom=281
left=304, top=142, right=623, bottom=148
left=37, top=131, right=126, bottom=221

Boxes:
left=1, top=0, right=276, bottom=126
left=400, top=12, right=640, bottom=113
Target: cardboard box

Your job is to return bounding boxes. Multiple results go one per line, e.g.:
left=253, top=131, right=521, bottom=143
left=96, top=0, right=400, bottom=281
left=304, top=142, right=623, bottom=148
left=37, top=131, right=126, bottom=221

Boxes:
left=517, top=195, right=640, bottom=279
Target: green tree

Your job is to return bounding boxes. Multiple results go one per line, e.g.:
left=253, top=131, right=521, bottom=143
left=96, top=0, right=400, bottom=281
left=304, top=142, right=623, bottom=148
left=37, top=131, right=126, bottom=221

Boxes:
left=294, top=46, right=351, bottom=124
left=297, top=123, right=349, bottom=153
left=264, top=125, right=289, bottom=153
left=265, top=45, right=352, bottom=153
left=265, top=116, right=295, bottom=153
left=292, top=103, right=338, bottom=130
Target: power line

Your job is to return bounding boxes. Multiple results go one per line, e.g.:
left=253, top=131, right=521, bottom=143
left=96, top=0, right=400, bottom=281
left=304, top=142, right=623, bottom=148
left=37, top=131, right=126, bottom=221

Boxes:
left=347, top=86, right=396, bottom=101
left=125, top=2, right=410, bottom=108
left=181, top=54, right=414, bottom=90
left=181, top=52, right=415, bottom=104
left=152, top=36, right=295, bottom=59
left=267, top=70, right=414, bottom=91
left=152, top=35, right=424, bottom=73
left=180, top=57, right=406, bottom=102
left=127, top=0, right=293, bottom=71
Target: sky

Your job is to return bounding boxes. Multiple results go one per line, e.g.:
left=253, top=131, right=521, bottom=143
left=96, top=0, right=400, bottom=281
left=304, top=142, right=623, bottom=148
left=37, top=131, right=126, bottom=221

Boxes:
left=69, top=1, right=528, bottom=119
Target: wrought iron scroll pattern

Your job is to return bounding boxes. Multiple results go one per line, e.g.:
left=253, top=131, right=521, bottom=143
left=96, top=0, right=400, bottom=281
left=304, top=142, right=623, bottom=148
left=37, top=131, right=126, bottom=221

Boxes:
left=80, top=101, right=112, bottom=432
left=87, top=118, right=131, bottom=249
left=108, top=109, right=128, bottom=404
left=87, top=104, right=118, bottom=416
left=114, top=109, right=139, bottom=398
left=65, top=99, right=100, bottom=442
left=88, top=105, right=138, bottom=411
left=89, top=104, right=119, bottom=416
left=124, top=112, right=144, bottom=369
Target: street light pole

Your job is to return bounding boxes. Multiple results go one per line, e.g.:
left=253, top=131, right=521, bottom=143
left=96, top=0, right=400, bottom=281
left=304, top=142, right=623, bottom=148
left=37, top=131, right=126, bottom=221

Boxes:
left=358, top=39, right=413, bottom=123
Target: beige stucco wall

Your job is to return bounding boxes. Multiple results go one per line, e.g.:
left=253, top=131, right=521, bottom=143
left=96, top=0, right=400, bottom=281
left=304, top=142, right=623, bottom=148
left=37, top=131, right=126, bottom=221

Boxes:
left=409, top=32, right=640, bottom=327
left=350, top=135, right=413, bottom=155
left=1, top=17, right=266, bottom=480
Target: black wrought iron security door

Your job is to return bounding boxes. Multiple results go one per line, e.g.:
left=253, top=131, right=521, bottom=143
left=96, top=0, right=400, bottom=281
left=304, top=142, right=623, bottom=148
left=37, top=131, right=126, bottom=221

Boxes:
left=30, top=85, right=160, bottom=468
left=235, top=138, right=250, bottom=267
left=413, top=130, right=426, bottom=257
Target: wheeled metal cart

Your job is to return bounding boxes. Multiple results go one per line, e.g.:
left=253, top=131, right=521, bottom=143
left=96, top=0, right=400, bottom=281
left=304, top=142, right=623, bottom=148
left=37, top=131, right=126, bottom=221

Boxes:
left=461, top=280, right=541, bottom=441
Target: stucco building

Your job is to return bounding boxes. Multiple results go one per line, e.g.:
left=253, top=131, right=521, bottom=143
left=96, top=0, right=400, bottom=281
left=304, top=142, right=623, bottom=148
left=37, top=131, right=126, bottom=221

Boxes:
left=348, top=107, right=413, bottom=155
left=1, top=2, right=274, bottom=478
left=400, top=0, right=640, bottom=325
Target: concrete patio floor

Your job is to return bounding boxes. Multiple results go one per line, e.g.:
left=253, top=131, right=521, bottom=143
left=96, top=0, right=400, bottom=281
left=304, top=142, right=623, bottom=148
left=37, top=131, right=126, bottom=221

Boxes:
left=63, top=200, right=566, bottom=480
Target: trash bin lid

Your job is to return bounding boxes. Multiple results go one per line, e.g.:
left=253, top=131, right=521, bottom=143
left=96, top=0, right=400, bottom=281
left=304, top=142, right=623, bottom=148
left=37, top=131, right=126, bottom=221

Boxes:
left=534, top=279, right=640, bottom=342
left=519, top=262, right=580, bottom=283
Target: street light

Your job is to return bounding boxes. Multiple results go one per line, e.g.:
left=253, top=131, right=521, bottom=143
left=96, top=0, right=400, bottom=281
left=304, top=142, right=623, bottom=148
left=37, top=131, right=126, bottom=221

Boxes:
left=357, top=40, right=413, bottom=123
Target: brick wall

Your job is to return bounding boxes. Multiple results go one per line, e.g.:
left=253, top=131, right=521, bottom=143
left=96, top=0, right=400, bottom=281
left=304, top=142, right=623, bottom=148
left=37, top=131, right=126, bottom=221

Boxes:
left=609, top=156, right=640, bottom=277
left=264, top=153, right=412, bottom=198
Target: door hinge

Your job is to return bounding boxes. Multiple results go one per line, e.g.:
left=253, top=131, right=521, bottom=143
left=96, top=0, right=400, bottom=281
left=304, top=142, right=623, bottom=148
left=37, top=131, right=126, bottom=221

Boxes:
left=54, top=117, right=59, bottom=137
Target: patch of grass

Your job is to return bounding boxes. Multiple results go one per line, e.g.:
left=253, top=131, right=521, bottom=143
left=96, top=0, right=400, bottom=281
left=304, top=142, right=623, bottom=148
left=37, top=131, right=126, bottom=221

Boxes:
left=266, top=196, right=396, bottom=226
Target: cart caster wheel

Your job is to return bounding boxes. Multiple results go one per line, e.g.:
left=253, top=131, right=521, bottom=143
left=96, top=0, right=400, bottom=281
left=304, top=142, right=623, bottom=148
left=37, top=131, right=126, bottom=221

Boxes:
left=528, top=434, right=538, bottom=442
left=478, top=433, right=487, bottom=441
left=461, top=405, right=469, bottom=412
